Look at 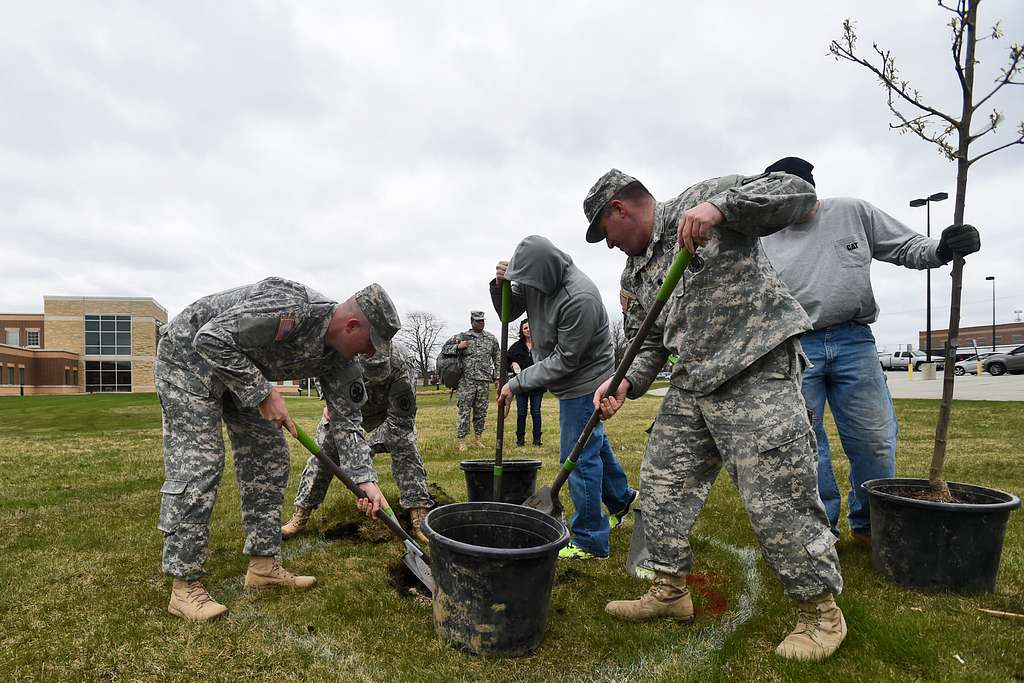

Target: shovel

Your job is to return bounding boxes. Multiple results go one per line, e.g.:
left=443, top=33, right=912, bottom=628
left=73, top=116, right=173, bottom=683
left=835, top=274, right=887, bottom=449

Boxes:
left=493, top=280, right=512, bottom=501
left=523, top=247, right=692, bottom=521
left=293, top=424, right=435, bottom=595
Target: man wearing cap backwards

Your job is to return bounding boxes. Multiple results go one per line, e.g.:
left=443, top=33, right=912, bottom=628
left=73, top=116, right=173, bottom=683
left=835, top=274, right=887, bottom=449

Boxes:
left=760, top=157, right=981, bottom=544
left=490, top=236, right=638, bottom=560
left=443, top=311, right=500, bottom=451
left=584, top=169, right=847, bottom=661
left=155, top=277, right=399, bottom=622
left=280, top=344, right=434, bottom=545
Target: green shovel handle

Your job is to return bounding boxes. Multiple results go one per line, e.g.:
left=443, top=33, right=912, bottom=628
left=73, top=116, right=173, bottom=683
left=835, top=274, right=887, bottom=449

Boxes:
left=550, top=247, right=691, bottom=485
left=293, top=424, right=399, bottom=522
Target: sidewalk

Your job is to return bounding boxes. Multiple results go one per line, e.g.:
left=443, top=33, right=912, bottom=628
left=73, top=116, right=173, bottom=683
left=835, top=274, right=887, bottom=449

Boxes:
left=646, top=372, right=1024, bottom=401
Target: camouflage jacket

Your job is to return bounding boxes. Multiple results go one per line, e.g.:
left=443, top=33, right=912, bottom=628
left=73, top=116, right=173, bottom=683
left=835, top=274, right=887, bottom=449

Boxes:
left=155, top=277, right=379, bottom=484
left=340, top=346, right=418, bottom=433
left=624, top=173, right=816, bottom=397
left=442, top=329, right=500, bottom=383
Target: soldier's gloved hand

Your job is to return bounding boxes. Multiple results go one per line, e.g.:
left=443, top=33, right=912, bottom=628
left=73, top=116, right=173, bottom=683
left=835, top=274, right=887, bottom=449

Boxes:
left=495, top=260, right=509, bottom=282
left=259, top=390, right=297, bottom=437
left=593, top=376, right=631, bottom=421
left=677, top=201, right=724, bottom=253
left=457, top=340, right=470, bottom=350
left=497, top=382, right=513, bottom=418
left=937, top=224, right=980, bottom=263
left=356, top=482, right=389, bottom=519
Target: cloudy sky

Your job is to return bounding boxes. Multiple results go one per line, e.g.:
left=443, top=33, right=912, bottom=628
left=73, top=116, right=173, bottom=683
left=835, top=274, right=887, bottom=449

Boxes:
left=4, top=1, right=1022, bottom=352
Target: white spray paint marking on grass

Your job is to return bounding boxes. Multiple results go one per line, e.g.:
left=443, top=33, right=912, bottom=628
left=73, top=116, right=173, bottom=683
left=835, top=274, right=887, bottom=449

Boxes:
left=585, top=535, right=762, bottom=683
left=213, top=529, right=761, bottom=681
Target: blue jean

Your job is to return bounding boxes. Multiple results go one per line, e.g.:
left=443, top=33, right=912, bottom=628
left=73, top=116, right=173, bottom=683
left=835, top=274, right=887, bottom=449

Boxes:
left=559, top=394, right=634, bottom=556
left=516, top=391, right=543, bottom=442
left=800, top=322, right=898, bottom=535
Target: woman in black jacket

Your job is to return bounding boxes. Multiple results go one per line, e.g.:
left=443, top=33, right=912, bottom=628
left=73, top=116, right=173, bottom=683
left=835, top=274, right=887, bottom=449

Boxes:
left=507, top=319, right=543, bottom=446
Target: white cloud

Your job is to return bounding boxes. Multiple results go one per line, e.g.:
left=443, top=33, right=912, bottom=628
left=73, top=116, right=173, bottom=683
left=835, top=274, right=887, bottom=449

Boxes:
left=2, top=0, right=1021, bottom=348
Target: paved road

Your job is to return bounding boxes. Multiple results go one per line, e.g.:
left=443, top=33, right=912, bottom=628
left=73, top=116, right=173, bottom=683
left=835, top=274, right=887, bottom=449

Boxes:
left=647, top=371, right=1024, bottom=401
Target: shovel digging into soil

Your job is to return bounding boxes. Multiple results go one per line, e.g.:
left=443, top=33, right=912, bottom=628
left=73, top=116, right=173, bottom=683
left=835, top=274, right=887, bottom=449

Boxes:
left=523, top=247, right=691, bottom=572
left=292, top=424, right=435, bottom=595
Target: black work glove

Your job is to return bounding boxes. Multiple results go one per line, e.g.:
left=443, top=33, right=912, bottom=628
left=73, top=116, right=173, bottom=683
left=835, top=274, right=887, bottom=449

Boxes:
left=937, top=224, right=980, bottom=263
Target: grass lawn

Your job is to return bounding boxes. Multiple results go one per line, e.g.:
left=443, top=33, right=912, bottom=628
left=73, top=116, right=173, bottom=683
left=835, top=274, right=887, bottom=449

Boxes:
left=1, top=390, right=1021, bottom=682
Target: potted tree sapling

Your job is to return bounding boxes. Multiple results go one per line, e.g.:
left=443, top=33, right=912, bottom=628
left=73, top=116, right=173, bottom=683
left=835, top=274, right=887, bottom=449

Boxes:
left=829, top=0, right=1020, bottom=593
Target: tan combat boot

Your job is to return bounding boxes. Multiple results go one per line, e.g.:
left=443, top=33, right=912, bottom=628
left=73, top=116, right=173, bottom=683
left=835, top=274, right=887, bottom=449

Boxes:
left=281, top=506, right=312, bottom=540
left=605, top=572, right=693, bottom=622
left=775, top=593, right=847, bottom=661
left=457, top=437, right=468, bottom=452
left=244, top=556, right=317, bottom=590
left=409, top=507, right=430, bottom=546
left=167, top=579, right=228, bottom=622
left=473, top=434, right=485, bottom=448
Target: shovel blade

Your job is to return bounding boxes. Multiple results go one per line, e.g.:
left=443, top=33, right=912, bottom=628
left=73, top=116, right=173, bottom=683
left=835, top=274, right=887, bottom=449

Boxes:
left=403, top=540, right=435, bottom=596
left=625, top=509, right=653, bottom=579
left=522, top=485, right=562, bottom=518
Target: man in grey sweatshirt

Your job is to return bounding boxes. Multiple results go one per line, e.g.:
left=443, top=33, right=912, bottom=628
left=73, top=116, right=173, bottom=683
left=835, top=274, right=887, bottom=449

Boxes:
left=760, top=156, right=981, bottom=541
left=490, top=235, right=637, bottom=560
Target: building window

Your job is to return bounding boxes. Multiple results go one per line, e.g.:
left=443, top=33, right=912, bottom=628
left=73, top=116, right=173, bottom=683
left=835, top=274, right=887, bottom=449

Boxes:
left=65, top=369, right=71, bottom=385
left=85, top=360, right=132, bottom=392
left=5, top=329, right=18, bottom=346
left=6, top=367, right=13, bottom=385
left=85, top=315, right=131, bottom=355
left=26, top=330, right=40, bottom=347
left=19, top=368, right=25, bottom=385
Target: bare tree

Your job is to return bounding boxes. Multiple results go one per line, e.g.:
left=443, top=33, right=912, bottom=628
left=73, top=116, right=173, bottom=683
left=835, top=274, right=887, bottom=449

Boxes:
left=830, top=0, right=1022, bottom=498
left=610, top=319, right=626, bottom=367
left=397, top=311, right=447, bottom=386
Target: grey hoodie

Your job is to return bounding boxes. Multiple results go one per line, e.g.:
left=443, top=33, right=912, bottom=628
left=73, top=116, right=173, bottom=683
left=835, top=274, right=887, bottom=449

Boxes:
left=489, top=235, right=614, bottom=400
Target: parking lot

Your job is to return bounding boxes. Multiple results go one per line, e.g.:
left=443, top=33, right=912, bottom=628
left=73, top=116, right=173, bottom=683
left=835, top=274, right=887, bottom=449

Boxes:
left=647, top=370, right=1024, bottom=401
left=883, top=369, right=1024, bottom=401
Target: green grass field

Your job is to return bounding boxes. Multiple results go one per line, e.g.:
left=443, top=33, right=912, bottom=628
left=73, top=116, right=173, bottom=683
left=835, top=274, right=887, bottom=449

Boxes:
left=1, top=390, right=1021, bottom=682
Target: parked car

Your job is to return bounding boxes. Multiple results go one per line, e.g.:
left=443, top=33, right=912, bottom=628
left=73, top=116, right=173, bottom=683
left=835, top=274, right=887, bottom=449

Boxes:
left=953, top=353, right=997, bottom=376
left=878, top=350, right=943, bottom=371
left=983, top=345, right=1024, bottom=376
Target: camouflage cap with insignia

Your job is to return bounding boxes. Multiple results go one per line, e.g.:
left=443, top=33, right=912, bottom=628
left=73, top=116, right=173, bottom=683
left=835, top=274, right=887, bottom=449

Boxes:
left=584, top=168, right=643, bottom=243
left=354, top=283, right=401, bottom=356
left=470, top=310, right=485, bottom=321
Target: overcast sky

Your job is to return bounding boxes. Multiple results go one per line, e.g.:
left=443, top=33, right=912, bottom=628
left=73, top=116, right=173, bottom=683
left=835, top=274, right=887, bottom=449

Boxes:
left=4, top=1, right=1022, bottom=352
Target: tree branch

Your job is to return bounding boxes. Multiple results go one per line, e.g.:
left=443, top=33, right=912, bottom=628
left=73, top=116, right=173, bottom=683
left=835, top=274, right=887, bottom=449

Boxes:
left=968, top=128, right=1024, bottom=165
left=975, top=44, right=1024, bottom=109
left=829, top=22, right=960, bottom=128
left=969, top=109, right=1004, bottom=142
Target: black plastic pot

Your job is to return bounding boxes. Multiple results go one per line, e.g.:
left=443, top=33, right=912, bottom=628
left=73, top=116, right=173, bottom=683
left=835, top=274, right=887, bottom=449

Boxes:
left=422, top=502, right=569, bottom=657
left=863, top=478, right=1021, bottom=593
left=459, top=459, right=542, bottom=505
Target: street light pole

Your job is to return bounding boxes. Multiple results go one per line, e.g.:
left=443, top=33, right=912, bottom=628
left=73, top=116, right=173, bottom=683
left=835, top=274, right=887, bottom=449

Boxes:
left=985, top=275, right=996, bottom=351
left=910, top=191, right=948, bottom=362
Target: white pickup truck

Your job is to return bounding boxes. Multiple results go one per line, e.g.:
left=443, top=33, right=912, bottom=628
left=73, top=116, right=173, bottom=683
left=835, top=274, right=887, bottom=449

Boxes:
left=878, top=350, right=944, bottom=371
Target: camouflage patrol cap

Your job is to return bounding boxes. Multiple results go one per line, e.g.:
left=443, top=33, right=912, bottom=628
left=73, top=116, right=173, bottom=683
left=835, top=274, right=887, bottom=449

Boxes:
left=354, top=283, right=401, bottom=356
left=584, top=168, right=644, bottom=243
left=470, top=310, right=485, bottom=321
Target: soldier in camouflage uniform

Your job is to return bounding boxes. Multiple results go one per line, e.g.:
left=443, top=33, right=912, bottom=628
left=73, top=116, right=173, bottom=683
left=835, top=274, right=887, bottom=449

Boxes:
left=281, top=345, right=434, bottom=545
left=584, top=170, right=847, bottom=662
left=443, top=310, right=500, bottom=450
left=155, top=277, right=399, bottom=622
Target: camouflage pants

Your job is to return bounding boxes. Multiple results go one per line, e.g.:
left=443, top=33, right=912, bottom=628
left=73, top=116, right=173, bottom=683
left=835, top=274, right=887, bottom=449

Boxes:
left=456, top=379, right=490, bottom=438
left=294, top=416, right=432, bottom=510
left=156, top=378, right=289, bottom=580
left=641, top=339, right=843, bottom=601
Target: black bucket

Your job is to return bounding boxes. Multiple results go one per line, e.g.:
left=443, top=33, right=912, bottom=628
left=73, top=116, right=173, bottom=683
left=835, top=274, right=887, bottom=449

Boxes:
left=863, top=478, right=1021, bottom=593
left=459, top=459, right=542, bottom=505
left=422, top=502, right=569, bottom=657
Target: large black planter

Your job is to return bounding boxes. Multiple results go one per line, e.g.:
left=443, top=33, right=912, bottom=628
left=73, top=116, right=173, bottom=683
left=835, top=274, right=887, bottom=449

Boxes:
left=863, top=478, right=1020, bottom=593
left=460, top=459, right=542, bottom=505
left=422, top=502, right=569, bottom=656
